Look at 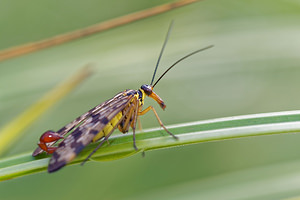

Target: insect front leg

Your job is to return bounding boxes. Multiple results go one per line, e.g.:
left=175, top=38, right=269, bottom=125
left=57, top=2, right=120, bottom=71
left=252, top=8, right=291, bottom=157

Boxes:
left=38, top=130, right=64, bottom=154
left=138, top=106, right=178, bottom=139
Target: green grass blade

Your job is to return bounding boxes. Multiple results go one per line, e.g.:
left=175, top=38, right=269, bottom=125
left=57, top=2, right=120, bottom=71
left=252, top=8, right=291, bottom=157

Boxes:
left=0, top=66, right=92, bottom=155
left=1, top=110, right=300, bottom=181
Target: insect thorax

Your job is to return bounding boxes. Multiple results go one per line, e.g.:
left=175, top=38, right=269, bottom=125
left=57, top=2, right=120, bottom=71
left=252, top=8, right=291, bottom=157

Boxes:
left=137, top=89, right=146, bottom=106
left=122, top=89, right=145, bottom=107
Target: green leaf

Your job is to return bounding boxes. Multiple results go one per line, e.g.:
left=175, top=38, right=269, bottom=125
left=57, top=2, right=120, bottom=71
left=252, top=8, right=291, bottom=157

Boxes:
left=1, top=110, right=300, bottom=181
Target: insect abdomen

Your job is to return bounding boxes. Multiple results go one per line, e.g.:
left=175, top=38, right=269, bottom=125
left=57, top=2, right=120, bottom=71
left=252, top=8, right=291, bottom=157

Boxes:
left=92, top=111, right=123, bottom=142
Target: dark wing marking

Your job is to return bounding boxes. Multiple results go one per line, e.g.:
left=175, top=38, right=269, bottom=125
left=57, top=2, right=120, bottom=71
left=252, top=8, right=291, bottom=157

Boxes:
left=47, top=90, right=136, bottom=172
left=81, top=97, right=139, bottom=165
left=32, top=95, right=114, bottom=156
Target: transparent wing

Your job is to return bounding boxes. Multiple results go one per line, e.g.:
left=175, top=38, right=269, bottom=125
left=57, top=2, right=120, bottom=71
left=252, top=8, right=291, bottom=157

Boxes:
left=32, top=98, right=111, bottom=156
left=47, top=90, right=136, bottom=172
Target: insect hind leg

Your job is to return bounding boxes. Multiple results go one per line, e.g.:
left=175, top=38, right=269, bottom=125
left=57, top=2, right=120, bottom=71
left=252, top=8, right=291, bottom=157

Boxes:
left=138, top=106, right=178, bottom=139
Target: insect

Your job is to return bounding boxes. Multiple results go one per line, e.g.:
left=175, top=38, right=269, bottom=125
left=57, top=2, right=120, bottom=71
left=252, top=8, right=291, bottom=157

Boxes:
left=32, top=22, right=213, bottom=173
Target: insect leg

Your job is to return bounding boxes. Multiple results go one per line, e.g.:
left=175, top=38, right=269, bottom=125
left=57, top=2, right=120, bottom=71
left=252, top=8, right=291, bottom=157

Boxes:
left=131, top=98, right=139, bottom=151
left=118, top=105, right=135, bottom=133
left=137, top=117, right=143, bottom=132
left=81, top=102, right=134, bottom=165
left=139, top=106, right=178, bottom=139
left=105, top=137, right=110, bottom=145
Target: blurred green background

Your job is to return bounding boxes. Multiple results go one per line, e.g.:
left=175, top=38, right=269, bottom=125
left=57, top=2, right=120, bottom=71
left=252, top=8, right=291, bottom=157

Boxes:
left=1, top=0, right=300, bottom=199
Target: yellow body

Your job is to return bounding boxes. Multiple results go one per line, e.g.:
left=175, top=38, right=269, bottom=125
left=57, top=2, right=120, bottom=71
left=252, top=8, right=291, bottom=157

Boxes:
left=92, top=112, right=122, bottom=142
left=92, top=91, right=145, bottom=142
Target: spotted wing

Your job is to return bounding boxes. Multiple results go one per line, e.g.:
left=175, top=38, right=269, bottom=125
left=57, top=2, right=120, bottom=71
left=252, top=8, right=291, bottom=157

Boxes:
left=32, top=95, right=113, bottom=156
left=47, top=90, right=136, bottom=173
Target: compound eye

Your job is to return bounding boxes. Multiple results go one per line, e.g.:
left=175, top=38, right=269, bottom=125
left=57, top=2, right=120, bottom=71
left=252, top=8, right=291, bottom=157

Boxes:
left=141, top=84, right=153, bottom=95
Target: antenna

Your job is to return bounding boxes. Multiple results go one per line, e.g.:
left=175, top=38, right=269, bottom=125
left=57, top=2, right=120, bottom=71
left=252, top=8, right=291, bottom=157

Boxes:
left=150, top=20, right=174, bottom=86
left=152, top=45, right=214, bottom=88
